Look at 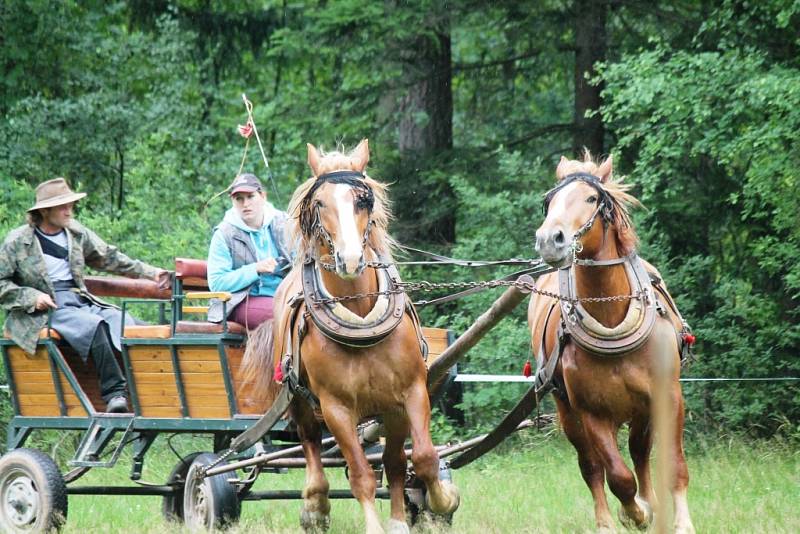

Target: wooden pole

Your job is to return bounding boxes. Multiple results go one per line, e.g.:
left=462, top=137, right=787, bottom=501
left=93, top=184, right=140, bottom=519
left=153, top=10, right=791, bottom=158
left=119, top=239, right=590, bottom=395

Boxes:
left=426, top=275, right=533, bottom=390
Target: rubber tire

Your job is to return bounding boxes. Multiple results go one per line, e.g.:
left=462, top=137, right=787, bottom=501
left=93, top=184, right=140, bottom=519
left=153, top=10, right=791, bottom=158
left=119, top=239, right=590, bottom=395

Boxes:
left=182, top=453, right=241, bottom=530
left=0, top=448, right=68, bottom=533
left=162, top=452, right=202, bottom=523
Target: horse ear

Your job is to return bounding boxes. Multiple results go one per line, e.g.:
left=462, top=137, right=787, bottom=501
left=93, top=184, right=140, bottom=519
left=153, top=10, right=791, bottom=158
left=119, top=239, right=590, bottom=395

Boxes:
left=555, top=156, right=570, bottom=180
left=351, top=139, right=370, bottom=173
left=307, top=143, right=322, bottom=177
left=597, top=155, right=613, bottom=183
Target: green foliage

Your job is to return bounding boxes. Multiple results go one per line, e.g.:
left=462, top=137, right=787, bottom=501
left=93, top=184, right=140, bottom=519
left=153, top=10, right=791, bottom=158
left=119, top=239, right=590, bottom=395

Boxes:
left=600, top=38, right=800, bottom=432
left=1, top=0, right=799, bottom=444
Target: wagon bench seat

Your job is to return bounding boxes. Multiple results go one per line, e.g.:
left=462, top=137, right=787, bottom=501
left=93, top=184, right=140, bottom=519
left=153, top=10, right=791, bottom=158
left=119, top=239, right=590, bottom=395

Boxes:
left=3, top=325, right=174, bottom=341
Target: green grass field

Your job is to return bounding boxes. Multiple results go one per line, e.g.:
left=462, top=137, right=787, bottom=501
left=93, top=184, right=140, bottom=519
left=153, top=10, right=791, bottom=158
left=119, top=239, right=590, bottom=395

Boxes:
left=49, top=429, right=799, bottom=533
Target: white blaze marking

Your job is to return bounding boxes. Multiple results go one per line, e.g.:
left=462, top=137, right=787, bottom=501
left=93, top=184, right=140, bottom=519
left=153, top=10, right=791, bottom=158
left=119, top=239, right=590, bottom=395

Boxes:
left=546, top=181, right=579, bottom=230
left=334, top=184, right=362, bottom=265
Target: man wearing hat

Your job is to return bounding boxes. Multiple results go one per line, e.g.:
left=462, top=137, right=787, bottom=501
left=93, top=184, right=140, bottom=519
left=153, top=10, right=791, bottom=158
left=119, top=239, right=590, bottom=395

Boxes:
left=207, top=173, right=291, bottom=329
left=0, top=178, right=171, bottom=413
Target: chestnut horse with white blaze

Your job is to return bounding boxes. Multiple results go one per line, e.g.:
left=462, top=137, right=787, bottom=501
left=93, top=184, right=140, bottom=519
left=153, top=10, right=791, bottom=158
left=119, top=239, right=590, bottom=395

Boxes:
left=246, top=140, right=459, bottom=534
left=529, top=153, right=695, bottom=533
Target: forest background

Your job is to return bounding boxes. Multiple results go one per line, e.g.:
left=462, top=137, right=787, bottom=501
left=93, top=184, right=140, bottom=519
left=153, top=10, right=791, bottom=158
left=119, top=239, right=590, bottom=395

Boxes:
left=1, top=0, right=798, bottom=442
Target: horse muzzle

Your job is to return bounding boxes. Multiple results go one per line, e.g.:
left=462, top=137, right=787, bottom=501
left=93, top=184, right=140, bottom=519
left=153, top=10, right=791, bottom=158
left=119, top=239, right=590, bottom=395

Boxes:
left=335, top=250, right=366, bottom=279
left=535, top=227, right=572, bottom=268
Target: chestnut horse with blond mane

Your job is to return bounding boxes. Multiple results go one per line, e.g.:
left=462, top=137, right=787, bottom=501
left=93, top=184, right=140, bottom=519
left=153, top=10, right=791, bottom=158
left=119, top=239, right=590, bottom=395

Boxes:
left=246, top=140, right=459, bottom=534
left=529, top=153, right=695, bottom=533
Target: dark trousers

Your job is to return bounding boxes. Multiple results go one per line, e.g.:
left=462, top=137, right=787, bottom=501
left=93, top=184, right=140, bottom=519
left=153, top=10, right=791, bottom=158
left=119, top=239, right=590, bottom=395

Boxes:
left=91, top=322, right=127, bottom=402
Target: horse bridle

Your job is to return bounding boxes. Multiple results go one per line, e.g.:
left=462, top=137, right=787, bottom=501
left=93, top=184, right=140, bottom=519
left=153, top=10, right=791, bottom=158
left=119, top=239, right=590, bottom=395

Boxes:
left=300, top=171, right=375, bottom=271
left=543, top=172, right=617, bottom=266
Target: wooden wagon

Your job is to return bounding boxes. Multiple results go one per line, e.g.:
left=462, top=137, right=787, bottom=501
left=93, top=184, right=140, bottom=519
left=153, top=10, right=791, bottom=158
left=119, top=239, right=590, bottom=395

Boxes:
left=0, top=258, right=468, bottom=531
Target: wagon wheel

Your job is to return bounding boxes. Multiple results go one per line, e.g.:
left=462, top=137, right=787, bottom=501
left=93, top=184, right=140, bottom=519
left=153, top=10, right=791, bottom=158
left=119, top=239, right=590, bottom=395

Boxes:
left=405, top=460, right=455, bottom=527
left=162, top=452, right=202, bottom=523
left=182, top=453, right=241, bottom=530
left=0, top=448, right=68, bottom=533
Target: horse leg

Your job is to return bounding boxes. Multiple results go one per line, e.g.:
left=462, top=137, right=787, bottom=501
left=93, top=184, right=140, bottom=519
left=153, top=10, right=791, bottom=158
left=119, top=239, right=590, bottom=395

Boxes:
left=295, top=403, right=331, bottom=532
left=321, top=400, right=384, bottom=534
left=582, top=413, right=652, bottom=530
left=628, top=416, right=656, bottom=510
left=382, top=413, right=410, bottom=534
left=556, top=398, right=614, bottom=531
left=404, top=381, right=460, bottom=515
left=670, top=388, right=695, bottom=534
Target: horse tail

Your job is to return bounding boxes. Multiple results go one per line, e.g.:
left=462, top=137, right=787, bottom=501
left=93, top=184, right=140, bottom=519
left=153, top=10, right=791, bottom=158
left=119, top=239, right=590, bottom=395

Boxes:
left=242, top=320, right=281, bottom=407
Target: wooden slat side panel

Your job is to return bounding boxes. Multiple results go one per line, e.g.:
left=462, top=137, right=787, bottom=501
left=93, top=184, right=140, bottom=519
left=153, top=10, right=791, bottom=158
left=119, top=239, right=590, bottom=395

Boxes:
left=128, top=346, right=179, bottom=416
left=7, top=348, right=54, bottom=399
left=127, top=346, right=172, bottom=362
left=177, top=347, right=229, bottom=418
left=60, top=352, right=102, bottom=412
left=423, top=327, right=451, bottom=365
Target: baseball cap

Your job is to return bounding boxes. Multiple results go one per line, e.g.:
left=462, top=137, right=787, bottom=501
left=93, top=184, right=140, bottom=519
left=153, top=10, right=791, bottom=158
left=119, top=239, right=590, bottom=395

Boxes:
left=229, top=173, right=263, bottom=195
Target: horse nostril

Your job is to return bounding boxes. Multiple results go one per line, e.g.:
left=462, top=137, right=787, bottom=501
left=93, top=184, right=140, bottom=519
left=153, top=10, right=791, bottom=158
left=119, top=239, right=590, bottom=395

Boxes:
left=554, top=230, right=565, bottom=246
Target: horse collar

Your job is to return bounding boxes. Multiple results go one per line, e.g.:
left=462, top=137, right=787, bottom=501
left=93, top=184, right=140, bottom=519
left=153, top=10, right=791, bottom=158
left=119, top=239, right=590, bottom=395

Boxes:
left=558, top=253, right=658, bottom=356
left=301, top=260, right=406, bottom=348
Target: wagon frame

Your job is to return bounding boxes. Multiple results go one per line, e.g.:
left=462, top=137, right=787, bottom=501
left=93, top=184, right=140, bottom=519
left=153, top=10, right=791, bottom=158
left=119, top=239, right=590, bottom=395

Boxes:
left=0, top=258, right=543, bottom=531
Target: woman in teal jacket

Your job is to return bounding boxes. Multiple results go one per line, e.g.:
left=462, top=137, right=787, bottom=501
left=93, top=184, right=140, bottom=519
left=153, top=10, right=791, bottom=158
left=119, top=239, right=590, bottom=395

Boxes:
left=207, top=174, right=291, bottom=329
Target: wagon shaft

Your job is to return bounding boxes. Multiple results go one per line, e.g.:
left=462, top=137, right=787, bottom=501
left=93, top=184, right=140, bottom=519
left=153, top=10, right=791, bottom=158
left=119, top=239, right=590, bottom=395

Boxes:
left=426, top=274, right=534, bottom=389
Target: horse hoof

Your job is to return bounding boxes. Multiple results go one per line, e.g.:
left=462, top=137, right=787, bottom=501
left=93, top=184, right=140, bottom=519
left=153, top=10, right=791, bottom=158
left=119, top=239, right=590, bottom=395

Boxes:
left=618, top=496, right=652, bottom=530
left=425, top=480, right=461, bottom=515
left=387, top=518, right=410, bottom=534
left=300, top=509, right=331, bottom=532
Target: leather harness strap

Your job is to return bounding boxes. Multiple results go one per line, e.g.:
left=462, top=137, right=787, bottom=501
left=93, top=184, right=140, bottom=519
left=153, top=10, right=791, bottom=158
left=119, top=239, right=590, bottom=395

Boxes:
left=449, top=306, right=568, bottom=470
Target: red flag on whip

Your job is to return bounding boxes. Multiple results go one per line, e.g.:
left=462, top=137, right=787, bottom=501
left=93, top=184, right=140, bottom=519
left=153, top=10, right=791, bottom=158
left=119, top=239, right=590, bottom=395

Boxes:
left=238, top=120, right=254, bottom=138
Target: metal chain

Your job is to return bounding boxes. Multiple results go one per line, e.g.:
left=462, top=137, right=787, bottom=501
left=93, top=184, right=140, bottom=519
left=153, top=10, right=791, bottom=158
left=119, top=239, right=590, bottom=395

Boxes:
left=309, top=277, right=643, bottom=306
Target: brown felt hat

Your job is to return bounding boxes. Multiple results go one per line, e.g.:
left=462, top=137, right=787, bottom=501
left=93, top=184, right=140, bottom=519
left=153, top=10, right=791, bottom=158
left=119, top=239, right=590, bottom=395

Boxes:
left=28, top=178, right=87, bottom=212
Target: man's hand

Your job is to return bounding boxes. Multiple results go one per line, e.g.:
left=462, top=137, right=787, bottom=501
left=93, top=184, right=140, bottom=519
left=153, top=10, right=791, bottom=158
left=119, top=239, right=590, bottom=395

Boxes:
left=255, top=258, right=277, bottom=274
left=34, top=293, right=57, bottom=311
left=155, top=269, right=173, bottom=291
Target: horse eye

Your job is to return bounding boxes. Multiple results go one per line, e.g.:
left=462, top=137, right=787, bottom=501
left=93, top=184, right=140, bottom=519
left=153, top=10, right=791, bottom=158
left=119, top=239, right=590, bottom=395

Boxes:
left=587, top=195, right=598, bottom=204
left=315, top=200, right=325, bottom=209
left=355, top=194, right=371, bottom=211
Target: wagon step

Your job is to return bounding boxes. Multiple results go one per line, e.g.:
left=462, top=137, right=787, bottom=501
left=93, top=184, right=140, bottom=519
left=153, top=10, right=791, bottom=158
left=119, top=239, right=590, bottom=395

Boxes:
left=69, top=416, right=135, bottom=468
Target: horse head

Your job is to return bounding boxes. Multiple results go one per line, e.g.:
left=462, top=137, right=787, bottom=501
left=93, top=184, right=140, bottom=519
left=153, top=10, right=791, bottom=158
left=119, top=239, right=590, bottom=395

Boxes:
left=289, top=139, right=393, bottom=279
left=536, top=153, right=639, bottom=268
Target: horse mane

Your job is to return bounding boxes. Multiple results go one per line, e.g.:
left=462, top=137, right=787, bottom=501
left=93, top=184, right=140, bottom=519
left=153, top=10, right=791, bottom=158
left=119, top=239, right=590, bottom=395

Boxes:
left=555, top=150, right=641, bottom=256
left=286, top=145, right=395, bottom=264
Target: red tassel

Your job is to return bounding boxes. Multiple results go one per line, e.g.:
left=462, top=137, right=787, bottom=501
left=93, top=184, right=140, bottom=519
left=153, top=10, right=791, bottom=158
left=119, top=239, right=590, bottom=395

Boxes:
left=522, top=360, right=532, bottom=378
left=682, top=333, right=696, bottom=346
left=273, top=365, right=284, bottom=383
left=238, top=120, right=254, bottom=138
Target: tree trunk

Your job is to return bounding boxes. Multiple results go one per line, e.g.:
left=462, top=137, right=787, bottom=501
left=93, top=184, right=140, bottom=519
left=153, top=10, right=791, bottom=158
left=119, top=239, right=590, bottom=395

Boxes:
left=397, top=25, right=453, bottom=154
left=393, top=11, right=455, bottom=243
left=573, top=0, right=607, bottom=157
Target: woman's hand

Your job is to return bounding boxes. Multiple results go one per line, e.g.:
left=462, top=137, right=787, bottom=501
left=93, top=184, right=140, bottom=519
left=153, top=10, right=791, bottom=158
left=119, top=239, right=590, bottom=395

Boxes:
left=255, top=258, right=277, bottom=274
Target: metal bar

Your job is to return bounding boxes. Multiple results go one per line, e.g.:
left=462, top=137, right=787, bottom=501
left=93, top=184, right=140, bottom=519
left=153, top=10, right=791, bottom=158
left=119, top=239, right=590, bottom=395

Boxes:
left=217, top=343, right=238, bottom=417
left=205, top=436, right=338, bottom=477
left=46, top=343, right=67, bottom=416
left=1, top=345, right=21, bottom=415
left=48, top=343, right=95, bottom=415
left=243, top=488, right=390, bottom=501
left=67, top=485, right=175, bottom=496
left=452, top=374, right=800, bottom=383
left=120, top=343, right=141, bottom=415
left=427, top=275, right=534, bottom=388
left=169, top=345, right=189, bottom=418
